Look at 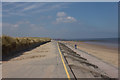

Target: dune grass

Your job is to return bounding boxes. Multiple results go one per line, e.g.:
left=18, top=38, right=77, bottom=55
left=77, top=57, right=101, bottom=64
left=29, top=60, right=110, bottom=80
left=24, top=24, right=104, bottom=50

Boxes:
left=2, top=35, right=51, bottom=59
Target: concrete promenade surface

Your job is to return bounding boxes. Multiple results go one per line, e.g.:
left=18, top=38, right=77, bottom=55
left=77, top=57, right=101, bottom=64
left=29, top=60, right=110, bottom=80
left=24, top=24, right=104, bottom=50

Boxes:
left=2, top=41, right=118, bottom=79
left=2, top=41, right=73, bottom=78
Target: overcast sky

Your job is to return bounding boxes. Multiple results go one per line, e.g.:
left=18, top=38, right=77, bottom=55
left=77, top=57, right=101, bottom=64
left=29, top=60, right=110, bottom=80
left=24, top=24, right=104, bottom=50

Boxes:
left=2, top=2, right=118, bottom=39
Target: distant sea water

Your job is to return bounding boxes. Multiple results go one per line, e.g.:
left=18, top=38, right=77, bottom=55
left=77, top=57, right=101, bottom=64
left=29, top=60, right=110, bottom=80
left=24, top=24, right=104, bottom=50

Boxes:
left=82, top=38, right=118, bottom=48
left=57, top=38, right=118, bottom=48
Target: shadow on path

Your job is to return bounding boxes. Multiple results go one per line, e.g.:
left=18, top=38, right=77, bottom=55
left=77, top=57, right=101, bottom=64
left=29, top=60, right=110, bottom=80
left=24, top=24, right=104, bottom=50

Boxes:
left=2, top=41, right=50, bottom=61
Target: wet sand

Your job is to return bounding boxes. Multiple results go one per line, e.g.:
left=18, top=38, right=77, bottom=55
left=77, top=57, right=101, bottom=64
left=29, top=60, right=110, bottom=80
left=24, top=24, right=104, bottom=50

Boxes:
left=62, top=41, right=118, bottom=68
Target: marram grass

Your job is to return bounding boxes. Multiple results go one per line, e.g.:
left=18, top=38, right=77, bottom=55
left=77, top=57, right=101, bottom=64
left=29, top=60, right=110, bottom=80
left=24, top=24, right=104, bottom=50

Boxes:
left=2, top=35, right=51, bottom=59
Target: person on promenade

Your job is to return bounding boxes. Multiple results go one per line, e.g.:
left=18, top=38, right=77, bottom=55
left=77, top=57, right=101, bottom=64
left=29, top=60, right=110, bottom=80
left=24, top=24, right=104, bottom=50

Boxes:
left=75, top=44, right=77, bottom=49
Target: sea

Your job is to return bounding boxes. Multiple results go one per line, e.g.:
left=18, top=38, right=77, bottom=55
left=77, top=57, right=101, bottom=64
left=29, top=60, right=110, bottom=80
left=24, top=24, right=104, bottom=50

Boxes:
left=81, top=38, right=118, bottom=48
left=58, top=38, right=118, bottom=48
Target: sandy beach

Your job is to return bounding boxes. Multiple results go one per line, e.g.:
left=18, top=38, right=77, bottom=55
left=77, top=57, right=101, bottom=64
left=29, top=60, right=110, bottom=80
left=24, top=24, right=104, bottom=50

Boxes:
left=62, top=41, right=118, bottom=68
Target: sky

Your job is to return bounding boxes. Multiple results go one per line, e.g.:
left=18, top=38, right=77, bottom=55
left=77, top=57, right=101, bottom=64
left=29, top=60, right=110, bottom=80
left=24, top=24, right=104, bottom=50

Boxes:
left=2, top=2, right=118, bottom=39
